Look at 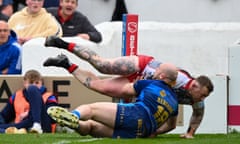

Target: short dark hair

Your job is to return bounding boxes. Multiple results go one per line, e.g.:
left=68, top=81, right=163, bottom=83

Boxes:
left=196, top=75, right=214, bottom=94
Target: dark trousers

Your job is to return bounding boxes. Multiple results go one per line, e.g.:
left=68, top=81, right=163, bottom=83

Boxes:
left=111, top=0, right=128, bottom=21
left=0, top=85, right=52, bottom=133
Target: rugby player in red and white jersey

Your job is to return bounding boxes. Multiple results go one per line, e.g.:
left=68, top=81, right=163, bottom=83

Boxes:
left=43, top=36, right=214, bottom=139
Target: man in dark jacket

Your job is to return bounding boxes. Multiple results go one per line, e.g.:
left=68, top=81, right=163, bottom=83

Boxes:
left=47, top=0, right=102, bottom=43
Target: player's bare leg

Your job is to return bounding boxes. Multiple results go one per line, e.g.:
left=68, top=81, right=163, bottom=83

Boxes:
left=77, top=120, right=114, bottom=137
left=47, top=103, right=117, bottom=137
left=47, top=106, right=113, bottom=137
left=45, top=36, right=140, bottom=75
left=43, top=54, right=134, bottom=97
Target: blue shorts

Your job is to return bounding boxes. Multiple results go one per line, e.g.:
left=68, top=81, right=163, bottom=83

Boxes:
left=113, top=103, right=154, bottom=138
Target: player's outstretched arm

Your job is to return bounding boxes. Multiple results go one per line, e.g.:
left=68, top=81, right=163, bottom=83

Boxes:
left=180, top=102, right=204, bottom=139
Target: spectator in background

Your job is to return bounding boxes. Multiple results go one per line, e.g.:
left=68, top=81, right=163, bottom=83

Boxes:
left=0, top=20, right=21, bottom=74
left=111, top=0, right=128, bottom=21
left=0, top=9, right=8, bottom=21
left=12, top=0, right=26, bottom=12
left=8, top=0, right=62, bottom=45
left=0, top=0, right=13, bottom=21
left=47, top=0, right=102, bottom=43
left=0, top=0, right=13, bottom=17
left=43, top=0, right=59, bottom=8
left=0, top=69, right=58, bottom=134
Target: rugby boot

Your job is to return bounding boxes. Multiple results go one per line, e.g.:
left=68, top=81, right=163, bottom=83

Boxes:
left=45, top=36, right=69, bottom=49
left=47, top=106, right=79, bottom=129
left=43, top=54, right=70, bottom=69
left=43, top=54, right=78, bottom=73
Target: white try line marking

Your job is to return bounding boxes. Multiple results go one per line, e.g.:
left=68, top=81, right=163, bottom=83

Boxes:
left=52, top=138, right=102, bottom=144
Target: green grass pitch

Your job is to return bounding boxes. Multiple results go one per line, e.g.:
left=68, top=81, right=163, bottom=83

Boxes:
left=0, top=133, right=239, bottom=144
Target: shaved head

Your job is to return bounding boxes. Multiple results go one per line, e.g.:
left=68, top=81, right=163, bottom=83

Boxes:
left=153, top=63, right=178, bottom=86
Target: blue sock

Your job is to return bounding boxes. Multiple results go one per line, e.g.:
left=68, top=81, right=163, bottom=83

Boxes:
left=71, top=110, right=80, bottom=119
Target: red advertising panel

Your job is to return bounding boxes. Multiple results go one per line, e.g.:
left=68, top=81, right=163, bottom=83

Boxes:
left=122, top=14, right=138, bottom=56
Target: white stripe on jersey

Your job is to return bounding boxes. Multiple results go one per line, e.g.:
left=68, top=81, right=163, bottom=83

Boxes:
left=174, top=71, right=192, bottom=88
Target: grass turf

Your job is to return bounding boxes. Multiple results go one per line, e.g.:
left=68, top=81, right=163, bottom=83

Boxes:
left=0, top=133, right=239, bottom=144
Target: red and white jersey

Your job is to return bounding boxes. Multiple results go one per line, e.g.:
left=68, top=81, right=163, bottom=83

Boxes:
left=129, top=55, right=203, bottom=107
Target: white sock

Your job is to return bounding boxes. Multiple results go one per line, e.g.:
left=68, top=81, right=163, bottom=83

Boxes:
left=32, top=122, right=41, bottom=129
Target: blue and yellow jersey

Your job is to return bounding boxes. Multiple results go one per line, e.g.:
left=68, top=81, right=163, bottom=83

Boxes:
left=134, top=80, right=178, bottom=128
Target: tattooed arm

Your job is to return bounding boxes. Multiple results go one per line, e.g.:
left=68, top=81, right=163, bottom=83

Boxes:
left=180, top=101, right=204, bottom=139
